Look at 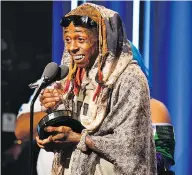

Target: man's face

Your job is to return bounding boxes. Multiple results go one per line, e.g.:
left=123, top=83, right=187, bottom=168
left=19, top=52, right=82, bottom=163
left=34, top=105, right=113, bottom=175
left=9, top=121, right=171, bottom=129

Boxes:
left=64, top=22, right=98, bottom=68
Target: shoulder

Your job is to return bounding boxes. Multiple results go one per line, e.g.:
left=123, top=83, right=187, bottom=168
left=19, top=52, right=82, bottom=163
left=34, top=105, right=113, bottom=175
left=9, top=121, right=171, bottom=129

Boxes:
left=150, top=98, right=171, bottom=124
left=119, top=62, right=148, bottom=85
left=113, top=63, right=149, bottom=101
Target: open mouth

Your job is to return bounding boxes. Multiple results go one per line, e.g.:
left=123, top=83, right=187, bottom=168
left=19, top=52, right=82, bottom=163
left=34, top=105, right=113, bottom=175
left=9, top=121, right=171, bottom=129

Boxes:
left=73, top=54, right=85, bottom=61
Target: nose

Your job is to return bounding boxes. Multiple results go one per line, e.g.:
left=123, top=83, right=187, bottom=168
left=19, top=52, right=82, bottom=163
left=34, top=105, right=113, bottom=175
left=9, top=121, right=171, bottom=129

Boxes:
left=69, top=41, right=79, bottom=54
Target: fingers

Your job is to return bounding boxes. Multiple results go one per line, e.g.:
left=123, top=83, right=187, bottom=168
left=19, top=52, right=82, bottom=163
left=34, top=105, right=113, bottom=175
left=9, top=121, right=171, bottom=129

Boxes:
left=36, top=132, right=65, bottom=146
left=36, top=136, right=45, bottom=148
left=40, top=89, right=60, bottom=101
left=36, top=127, right=75, bottom=150
left=45, top=126, right=72, bottom=133
left=36, top=135, right=53, bottom=148
left=52, top=88, right=62, bottom=96
left=39, top=88, right=62, bottom=109
left=40, top=100, right=56, bottom=108
left=36, top=142, right=45, bottom=149
left=44, top=126, right=73, bottom=142
left=52, top=133, right=66, bottom=141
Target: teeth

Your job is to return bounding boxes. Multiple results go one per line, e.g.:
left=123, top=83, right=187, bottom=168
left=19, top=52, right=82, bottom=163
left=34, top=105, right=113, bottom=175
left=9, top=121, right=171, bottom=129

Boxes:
left=73, top=55, right=85, bottom=60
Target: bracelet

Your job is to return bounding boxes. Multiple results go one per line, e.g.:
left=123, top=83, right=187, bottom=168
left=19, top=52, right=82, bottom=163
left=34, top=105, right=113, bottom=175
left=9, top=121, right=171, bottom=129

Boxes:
left=76, top=129, right=89, bottom=152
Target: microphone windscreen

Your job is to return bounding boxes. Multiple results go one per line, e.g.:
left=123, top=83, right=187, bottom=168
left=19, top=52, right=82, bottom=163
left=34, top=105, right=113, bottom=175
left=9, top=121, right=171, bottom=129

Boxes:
left=58, top=65, right=69, bottom=80
left=42, top=62, right=58, bottom=80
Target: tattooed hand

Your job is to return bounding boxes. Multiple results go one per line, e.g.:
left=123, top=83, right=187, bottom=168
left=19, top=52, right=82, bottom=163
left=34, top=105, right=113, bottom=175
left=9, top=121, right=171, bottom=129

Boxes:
left=36, top=126, right=81, bottom=151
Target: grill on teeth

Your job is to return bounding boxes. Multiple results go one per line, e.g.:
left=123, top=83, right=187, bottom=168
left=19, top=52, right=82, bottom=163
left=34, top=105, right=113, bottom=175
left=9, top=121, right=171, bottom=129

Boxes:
left=74, top=55, right=84, bottom=60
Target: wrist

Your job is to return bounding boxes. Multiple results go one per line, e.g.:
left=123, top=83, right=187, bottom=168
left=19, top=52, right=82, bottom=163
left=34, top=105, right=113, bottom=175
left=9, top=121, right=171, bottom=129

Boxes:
left=76, top=129, right=89, bottom=152
left=68, top=131, right=81, bottom=143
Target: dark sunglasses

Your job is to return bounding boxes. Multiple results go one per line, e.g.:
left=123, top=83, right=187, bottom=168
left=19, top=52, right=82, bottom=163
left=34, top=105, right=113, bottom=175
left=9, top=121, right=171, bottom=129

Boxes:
left=60, top=15, right=97, bottom=28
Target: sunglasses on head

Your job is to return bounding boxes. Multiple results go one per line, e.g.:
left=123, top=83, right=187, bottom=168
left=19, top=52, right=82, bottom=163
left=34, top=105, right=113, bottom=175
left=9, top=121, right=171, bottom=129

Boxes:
left=60, top=15, right=97, bottom=28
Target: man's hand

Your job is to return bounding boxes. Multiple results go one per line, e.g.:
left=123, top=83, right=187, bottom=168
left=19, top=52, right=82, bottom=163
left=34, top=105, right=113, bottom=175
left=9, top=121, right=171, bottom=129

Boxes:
left=36, top=126, right=81, bottom=151
left=39, top=88, right=63, bottom=110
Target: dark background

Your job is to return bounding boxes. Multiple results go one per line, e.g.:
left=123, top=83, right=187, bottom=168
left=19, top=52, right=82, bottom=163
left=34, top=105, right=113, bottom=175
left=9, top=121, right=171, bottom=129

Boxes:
left=1, top=2, right=52, bottom=174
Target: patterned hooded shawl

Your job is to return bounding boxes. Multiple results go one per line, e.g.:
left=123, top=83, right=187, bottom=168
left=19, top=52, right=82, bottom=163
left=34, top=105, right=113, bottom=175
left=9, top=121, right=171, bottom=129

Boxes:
left=53, top=3, right=157, bottom=175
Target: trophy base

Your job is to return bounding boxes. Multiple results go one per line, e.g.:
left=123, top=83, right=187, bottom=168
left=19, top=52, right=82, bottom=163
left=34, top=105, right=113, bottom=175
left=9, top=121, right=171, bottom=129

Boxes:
left=37, top=110, right=85, bottom=140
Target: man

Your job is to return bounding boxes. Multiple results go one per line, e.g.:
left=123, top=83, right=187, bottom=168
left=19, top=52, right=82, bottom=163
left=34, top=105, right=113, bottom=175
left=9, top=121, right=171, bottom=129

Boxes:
left=14, top=5, right=174, bottom=172
left=15, top=3, right=175, bottom=174
left=36, top=3, right=156, bottom=175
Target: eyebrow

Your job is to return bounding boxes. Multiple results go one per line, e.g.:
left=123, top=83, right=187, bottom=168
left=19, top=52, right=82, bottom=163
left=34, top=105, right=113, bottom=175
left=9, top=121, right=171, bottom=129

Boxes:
left=64, top=29, right=85, bottom=34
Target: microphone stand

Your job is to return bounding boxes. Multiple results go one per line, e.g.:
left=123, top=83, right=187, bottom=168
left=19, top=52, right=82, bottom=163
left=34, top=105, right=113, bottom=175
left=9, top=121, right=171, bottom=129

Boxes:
left=29, top=77, right=49, bottom=175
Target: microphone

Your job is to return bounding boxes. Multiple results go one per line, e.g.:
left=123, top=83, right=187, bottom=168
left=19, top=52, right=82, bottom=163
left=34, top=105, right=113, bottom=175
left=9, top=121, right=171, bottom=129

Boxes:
left=29, top=63, right=69, bottom=89
left=41, top=62, right=59, bottom=85
left=29, top=62, right=58, bottom=89
left=54, top=64, right=69, bottom=83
